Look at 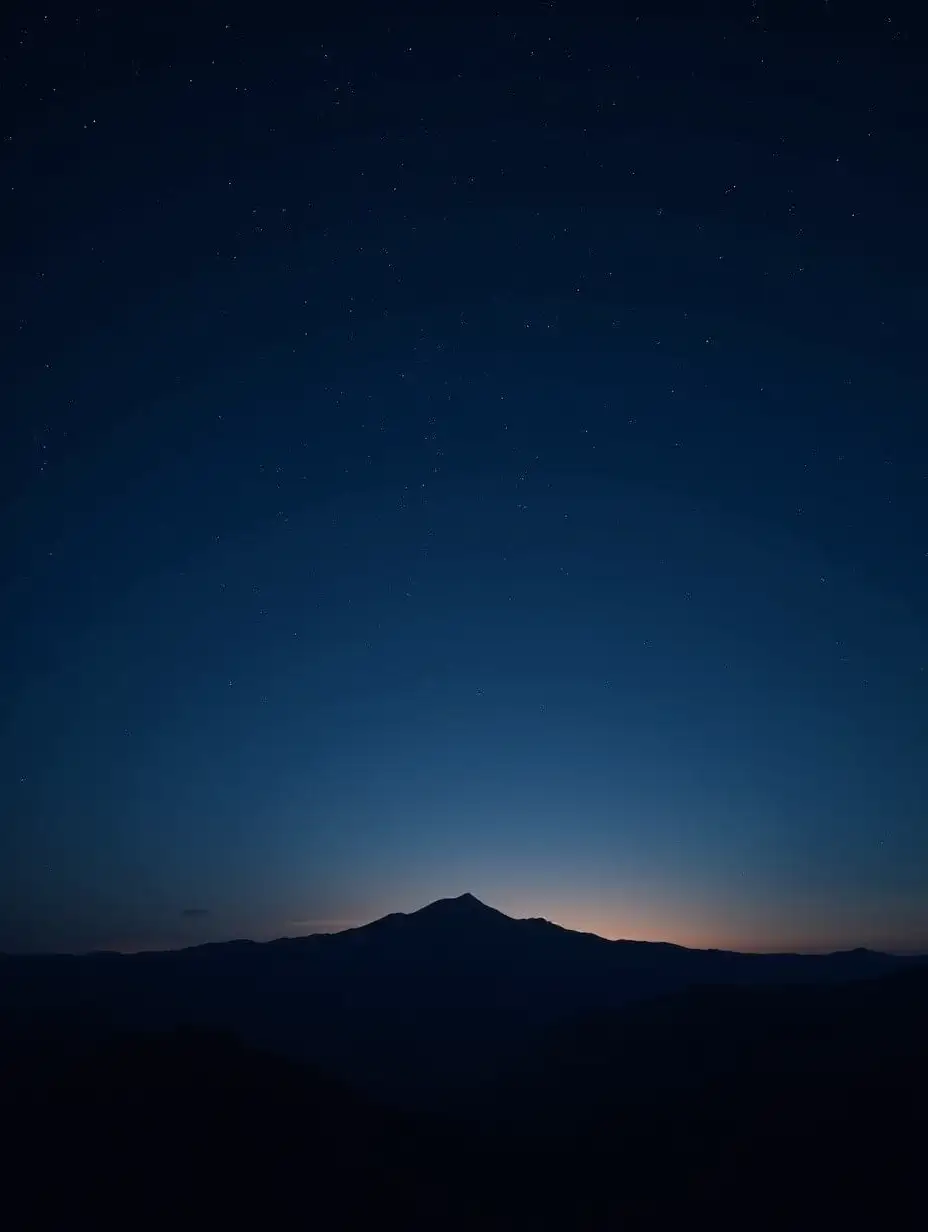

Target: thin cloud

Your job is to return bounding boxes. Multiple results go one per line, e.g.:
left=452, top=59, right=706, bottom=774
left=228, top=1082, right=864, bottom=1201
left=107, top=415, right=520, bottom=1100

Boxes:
left=289, top=919, right=358, bottom=932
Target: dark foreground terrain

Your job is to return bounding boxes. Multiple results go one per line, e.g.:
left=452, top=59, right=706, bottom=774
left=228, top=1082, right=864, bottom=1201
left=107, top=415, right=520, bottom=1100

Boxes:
left=2, top=894, right=924, bottom=1107
left=4, top=961, right=927, bottom=1229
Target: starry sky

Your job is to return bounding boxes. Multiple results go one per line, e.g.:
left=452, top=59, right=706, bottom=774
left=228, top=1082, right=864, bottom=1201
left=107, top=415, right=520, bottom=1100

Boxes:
left=2, top=2, right=927, bottom=955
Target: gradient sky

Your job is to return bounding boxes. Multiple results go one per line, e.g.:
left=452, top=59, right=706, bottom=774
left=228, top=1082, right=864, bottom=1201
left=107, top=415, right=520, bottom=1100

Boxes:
left=3, top=2, right=927, bottom=955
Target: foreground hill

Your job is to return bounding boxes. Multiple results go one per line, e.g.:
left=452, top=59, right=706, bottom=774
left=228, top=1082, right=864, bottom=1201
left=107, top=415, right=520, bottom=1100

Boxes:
left=1, top=894, right=924, bottom=1105
left=3, top=965, right=927, bottom=1228
left=1, top=1027, right=481, bottom=1229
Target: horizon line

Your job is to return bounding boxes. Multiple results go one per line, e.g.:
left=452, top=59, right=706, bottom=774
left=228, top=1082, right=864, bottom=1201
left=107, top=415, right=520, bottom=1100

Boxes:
left=6, top=895, right=927, bottom=959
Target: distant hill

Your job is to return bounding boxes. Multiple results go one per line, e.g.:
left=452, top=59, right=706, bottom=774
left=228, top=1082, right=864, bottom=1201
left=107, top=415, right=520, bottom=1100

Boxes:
left=464, top=962, right=928, bottom=1227
left=469, top=961, right=928, bottom=1128
left=1, top=894, right=925, bottom=1105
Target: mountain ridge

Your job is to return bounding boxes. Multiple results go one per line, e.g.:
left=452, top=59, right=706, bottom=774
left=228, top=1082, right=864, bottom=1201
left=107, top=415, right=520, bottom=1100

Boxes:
left=0, top=893, right=919, bottom=961
left=186, top=895, right=920, bottom=960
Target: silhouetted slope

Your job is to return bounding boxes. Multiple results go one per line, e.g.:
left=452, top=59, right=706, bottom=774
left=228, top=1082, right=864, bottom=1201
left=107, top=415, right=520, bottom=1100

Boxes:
left=1, top=1027, right=483, bottom=1229
left=459, top=964, right=928, bottom=1227
left=472, top=962, right=928, bottom=1126
left=1, top=895, right=924, bottom=1105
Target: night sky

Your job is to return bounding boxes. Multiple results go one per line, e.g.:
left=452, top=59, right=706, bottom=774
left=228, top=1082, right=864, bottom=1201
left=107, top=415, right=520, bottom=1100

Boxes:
left=3, top=2, right=927, bottom=955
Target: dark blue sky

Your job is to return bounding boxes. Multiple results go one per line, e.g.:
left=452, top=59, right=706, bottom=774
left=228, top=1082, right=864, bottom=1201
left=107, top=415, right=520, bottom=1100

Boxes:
left=3, top=2, right=926, bottom=954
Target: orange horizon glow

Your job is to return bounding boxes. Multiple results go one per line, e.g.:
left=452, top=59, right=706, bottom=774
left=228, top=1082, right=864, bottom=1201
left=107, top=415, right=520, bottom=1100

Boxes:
left=77, top=891, right=928, bottom=958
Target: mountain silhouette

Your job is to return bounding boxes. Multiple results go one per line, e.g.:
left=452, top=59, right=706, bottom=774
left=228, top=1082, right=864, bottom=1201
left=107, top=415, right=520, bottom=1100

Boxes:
left=337, top=891, right=517, bottom=940
left=1, top=895, right=924, bottom=1106
left=402, top=890, right=498, bottom=915
left=394, top=890, right=512, bottom=924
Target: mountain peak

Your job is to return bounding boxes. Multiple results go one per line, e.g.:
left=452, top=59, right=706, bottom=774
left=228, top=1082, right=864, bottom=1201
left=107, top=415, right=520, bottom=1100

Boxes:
left=451, top=892, right=488, bottom=908
left=408, top=893, right=512, bottom=925
left=419, top=892, right=498, bottom=915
